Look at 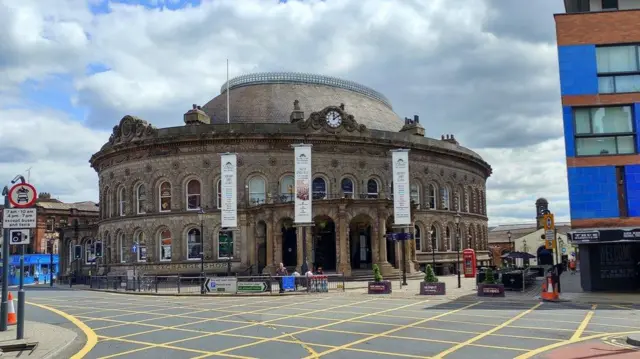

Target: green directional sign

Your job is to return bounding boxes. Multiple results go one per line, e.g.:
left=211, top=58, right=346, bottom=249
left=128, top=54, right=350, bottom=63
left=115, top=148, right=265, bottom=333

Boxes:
left=237, top=282, right=267, bottom=293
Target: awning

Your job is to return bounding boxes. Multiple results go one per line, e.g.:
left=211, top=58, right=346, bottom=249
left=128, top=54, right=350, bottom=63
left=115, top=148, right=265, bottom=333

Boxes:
left=568, top=227, right=640, bottom=244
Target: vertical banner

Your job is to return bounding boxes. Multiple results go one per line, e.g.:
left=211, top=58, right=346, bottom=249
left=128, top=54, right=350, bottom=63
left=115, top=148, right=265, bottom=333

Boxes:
left=294, top=145, right=312, bottom=223
left=392, top=149, right=411, bottom=226
left=220, top=153, right=237, bottom=228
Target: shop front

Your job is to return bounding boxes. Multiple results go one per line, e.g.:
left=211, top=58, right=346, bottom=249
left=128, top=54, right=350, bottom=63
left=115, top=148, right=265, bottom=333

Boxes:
left=568, top=228, right=640, bottom=292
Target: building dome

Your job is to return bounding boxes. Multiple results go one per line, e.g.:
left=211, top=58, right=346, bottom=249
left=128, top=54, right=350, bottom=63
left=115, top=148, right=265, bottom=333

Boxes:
left=202, top=72, right=404, bottom=132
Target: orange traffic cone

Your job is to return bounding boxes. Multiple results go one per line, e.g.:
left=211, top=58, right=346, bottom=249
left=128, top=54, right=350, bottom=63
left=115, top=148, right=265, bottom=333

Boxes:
left=7, top=292, right=16, bottom=326
left=541, top=273, right=559, bottom=301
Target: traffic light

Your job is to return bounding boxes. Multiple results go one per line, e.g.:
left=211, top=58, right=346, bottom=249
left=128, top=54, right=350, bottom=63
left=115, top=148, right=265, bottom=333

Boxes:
left=74, top=245, right=82, bottom=260
left=95, top=241, right=103, bottom=258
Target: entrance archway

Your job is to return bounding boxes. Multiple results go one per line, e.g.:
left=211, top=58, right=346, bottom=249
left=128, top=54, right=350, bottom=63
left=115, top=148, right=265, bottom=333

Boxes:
left=385, top=216, right=396, bottom=267
left=280, top=218, right=297, bottom=268
left=313, top=216, right=336, bottom=271
left=256, top=221, right=267, bottom=273
left=349, top=214, right=373, bottom=270
left=537, top=246, right=553, bottom=266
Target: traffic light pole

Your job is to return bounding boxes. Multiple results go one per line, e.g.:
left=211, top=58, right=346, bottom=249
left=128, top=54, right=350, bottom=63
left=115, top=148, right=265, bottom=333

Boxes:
left=1, top=185, right=10, bottom=332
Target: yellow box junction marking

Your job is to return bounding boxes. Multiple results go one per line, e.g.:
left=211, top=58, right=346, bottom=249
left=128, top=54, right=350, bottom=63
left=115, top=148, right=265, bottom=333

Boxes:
left=571, top=304, right=597, bottom=341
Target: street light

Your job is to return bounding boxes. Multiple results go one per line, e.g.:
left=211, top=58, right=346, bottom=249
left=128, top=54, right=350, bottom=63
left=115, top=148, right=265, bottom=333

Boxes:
left=429, top=229, right=435, bottom=269
left=198, top=208, right=206, bottom=294
left=507, top=230, right=512, bottom=252
left=454, top=212, right=461, bottom=289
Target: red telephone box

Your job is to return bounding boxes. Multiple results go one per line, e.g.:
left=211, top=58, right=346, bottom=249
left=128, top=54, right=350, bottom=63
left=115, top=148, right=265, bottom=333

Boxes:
left=462, top=249, right=477, bottom=278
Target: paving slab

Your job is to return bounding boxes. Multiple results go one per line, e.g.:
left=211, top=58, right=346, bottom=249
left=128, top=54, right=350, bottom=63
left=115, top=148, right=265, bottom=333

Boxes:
left=0, top=320, right=78, bottom=359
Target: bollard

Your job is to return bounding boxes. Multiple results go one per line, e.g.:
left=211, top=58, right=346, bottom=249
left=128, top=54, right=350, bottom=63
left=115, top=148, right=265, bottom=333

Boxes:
left=16, top=290, right=25, bottom=340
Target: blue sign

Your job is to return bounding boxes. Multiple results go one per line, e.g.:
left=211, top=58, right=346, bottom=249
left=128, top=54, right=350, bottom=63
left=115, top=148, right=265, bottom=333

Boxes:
left=386, top=233, right=413, bottom=241
left=562, top=247, right=566, bottom=254
left=571, top=252, right=576, bottom=256
left=282, top=276, right=295, bottom=291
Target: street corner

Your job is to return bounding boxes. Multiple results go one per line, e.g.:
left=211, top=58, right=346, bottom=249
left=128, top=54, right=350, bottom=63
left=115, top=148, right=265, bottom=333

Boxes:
left=531, top=334, right=640, bottom=359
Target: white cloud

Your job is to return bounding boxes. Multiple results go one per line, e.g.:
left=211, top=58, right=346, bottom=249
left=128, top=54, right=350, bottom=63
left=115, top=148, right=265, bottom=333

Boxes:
left=0, top=0, right=569, bottom=225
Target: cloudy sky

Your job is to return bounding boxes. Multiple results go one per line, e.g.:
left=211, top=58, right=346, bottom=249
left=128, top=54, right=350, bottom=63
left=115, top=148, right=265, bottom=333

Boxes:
left=0, top=0, right=568, bottom=225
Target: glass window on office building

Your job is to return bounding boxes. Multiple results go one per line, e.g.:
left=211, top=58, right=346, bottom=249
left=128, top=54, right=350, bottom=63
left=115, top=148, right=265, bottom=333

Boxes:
left=574, top=106, right=635, bottom=156
left=596, top=45, right=640, bottom=94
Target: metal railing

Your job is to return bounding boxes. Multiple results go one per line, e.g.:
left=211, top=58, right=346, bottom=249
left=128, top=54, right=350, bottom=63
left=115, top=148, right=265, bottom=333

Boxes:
left=84, top=274, right=346, bottom=295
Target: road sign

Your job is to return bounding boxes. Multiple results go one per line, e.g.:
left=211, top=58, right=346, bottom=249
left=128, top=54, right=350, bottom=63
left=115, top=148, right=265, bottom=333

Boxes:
left=205, top=277, right=237, bottom=293
left=2, top=208, right=37, bottom=229
left=8, top=183, right=37, bottom=208
left=237, top=281, right=268, bottom=293
left=562, top=247, right=567, bottom=254
left=543, top=213, right=555, bottom=249
left=9, top=229, right=30, bottom=245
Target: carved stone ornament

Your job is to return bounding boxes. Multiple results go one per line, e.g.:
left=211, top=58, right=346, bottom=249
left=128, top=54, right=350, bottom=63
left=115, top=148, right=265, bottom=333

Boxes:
left=440, top=168, right=444, bottom=176
left=203, top=158, right=211, bottom=168
left=382, top=162, right=389, bottom=171
left=124, top=168, right=130, bottom=176
left=424, top=167, right=429, bottom=174
left=464, top=174, right=468, bottom=181
left=331, top=159, right=339, bottom=168
left=109, top=172, right=115, bottom=180
left=172, top=161, right=180, bottom=170
left=107, top=115, right=158, bottom=148
left=237, top=156, right=244, bottom=167
left=298, top=105, right=367, bottom=134
left=145, top=164, right=153, bottom=173
left=269, top=157, right=277, bottom=166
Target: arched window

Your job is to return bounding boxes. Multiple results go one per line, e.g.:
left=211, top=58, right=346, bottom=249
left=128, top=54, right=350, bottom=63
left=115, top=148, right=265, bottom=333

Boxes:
left=280, top=175, right=294, bottom=202
left=118, top=186, right=126, bottom=216
left=118, top=232, right=126, bottom=263
left=187, top=228, right=201, bottom=260
left=159, top=181, right=172, bottom=212
left=136, top=183, right=146, bottom=214
left=216, top=179, right=222, bottom=209
left=430, top=225, right=439, bottom=251
left=249, top=177, right=266, bottom=205
left=159, top=229, right=172, bottom=261
left=312, top=177, right=327, bottom=200
left=341, top=178, right=354, bottom=198
left=135, top=232, right=147, bottom=262
left=427, top=184, right=436, bottom=209
left=443, top=186, right=451, bottom=210
left=367, top=179, right=379, bottom=199
left=84, top=239, right=94, bottom=265
left=446, top=227, right=452, bottom=251
left=186, top=179, right=201, bottom=210
left=218, top=230, right=234, bottom=259
left=415, top=226, right=422, bottom=252
left=410, top=183, right=421, bottom=208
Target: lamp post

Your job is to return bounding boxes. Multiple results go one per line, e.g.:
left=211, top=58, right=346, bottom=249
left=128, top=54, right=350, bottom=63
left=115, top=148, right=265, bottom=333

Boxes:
left=429, top=229, right=435, bottom=269
left=454, top=212, right=461, bottom=288
left=198, top=208, right=205, bottom=294
left=49, top=239, right=54, bottom=287
left=507, top=230, right=512, bottom=251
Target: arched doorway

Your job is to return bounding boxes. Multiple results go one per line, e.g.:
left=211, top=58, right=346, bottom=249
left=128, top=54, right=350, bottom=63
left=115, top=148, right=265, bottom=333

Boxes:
left=256, top=221, right=267, bottom=273
left=313, top=216, right=336, bottom=271
left=349, top=214, right=373, bottom=270
left=385, top=216, right=396, bottom=267
left=537, top=246, right=554, bottom=266
left=280, top=218, right=297, bottom=267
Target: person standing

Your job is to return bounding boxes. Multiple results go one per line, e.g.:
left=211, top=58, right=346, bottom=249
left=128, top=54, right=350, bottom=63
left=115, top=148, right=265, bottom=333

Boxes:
left=276, top=262, right=288, bottom=293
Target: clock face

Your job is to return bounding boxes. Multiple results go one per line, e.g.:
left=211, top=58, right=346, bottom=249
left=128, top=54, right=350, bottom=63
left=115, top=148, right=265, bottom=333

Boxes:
left=325, top=110, right=342, bottom=128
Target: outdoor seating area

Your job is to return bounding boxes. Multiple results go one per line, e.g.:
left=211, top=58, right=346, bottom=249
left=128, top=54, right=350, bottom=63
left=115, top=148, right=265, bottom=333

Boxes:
left=476, top=266, right=541, bottom=292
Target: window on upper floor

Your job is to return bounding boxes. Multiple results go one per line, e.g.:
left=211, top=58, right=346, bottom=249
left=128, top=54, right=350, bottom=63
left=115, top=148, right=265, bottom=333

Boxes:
left=596, top=45, right=640, bottom=94
left=601, top=0, right=618, bottom=10
left=574, top=106, right=636, bottom=156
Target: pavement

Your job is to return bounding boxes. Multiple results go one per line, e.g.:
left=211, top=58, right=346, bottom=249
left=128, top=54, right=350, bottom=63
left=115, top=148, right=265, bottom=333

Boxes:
left=0, top=320, right=77, bottom=358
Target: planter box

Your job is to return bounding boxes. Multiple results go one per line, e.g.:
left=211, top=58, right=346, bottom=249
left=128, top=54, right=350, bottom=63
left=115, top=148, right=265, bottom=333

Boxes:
left=420, top=281, right=446, bottom=295
left=477, top=283, right=505, bottom=297
left=368, top=281, right=392, bottom=294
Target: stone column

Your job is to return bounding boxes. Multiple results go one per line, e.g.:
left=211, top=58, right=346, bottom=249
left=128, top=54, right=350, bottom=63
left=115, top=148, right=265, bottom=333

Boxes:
left=376, top=209, right=394, bottom=276
left=247, top=216, right=255, bottom=269
left=274, top=232, right=283, bottom=268
left=296, top=226, right=304, bottom=272
left=263, top=216, right=274, bottom=274
left=337, top=208, right=350, bottom=276
left=240, top=215, right=249, bottom=265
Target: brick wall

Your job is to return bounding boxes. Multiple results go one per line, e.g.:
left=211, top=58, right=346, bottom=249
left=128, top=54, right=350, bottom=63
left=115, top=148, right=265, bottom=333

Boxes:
left=555, top=10, right=640, bottom=46
left=567, top=166, right=619, bottom=219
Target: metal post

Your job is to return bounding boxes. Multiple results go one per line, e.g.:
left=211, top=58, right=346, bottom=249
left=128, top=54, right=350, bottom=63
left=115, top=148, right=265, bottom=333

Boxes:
left=456, top=223, right=461, bottom=289
left=200, top=220, right=205, bottom=294
left=555, top=228, right=561, bottom=293
left=50, top=243, right=54, bottom=287
left=1, top=186, right=10, bottom=332
left=17, top=244, right=25, bottom=340
left=301, top=226, right=309, bottom=274
left=401, top=228, right=407, bottom=286
left=431, top=235, right=436, bottom=269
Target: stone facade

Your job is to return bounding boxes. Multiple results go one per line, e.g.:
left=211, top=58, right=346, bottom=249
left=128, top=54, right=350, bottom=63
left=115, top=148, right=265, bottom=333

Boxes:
left=60, top=75, right=492, bottom=277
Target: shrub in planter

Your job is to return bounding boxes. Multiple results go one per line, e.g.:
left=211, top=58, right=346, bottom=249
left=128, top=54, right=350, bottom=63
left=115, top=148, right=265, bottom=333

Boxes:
left=368, top=264, right=392, bottom=294
left=420, top=264, right=446, bottom=295
left=477, top=268, right=505, bottom=297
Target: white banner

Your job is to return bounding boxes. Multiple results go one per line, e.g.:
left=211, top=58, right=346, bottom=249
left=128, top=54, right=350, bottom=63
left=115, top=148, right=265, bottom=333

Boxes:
left=392, top=150, right=411, bottom=225
left=220, top=153, right=237, bottom=228
left=294, top=145, right=312, bottom=223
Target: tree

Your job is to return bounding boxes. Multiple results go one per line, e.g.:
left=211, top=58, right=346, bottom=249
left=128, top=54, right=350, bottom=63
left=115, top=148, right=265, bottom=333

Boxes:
left=424, top=264, right=438, bottom=283
left=483, top=268, right=498, bottom=284
left=372, top=264, right=383, bottom=282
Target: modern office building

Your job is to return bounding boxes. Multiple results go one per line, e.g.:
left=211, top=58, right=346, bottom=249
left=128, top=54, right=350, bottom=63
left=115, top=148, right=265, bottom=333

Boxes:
left=555, top=0, right=640, bottom=291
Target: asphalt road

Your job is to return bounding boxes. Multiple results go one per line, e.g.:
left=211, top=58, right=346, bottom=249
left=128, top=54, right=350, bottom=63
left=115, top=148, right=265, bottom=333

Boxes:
left=20, top=287, right=640, bottom=359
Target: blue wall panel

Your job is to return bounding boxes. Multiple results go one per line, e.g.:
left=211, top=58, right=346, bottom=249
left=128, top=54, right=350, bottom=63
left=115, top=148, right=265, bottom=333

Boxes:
left=557, top=45, right=598, bottom=96
left=625, top=165, right=640, bottom=217
left=563, top=106, right=576, bottom=157
left=568, top=166, right=619, bottom=219
left=635, top=103, right=640, bottom=152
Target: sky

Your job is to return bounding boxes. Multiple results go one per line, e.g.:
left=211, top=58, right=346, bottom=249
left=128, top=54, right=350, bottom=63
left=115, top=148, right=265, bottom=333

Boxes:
left=0, top=0, right=568, bottom=226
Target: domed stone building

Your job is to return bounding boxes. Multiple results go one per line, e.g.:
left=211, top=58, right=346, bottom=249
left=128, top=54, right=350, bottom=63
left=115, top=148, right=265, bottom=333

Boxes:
left=59, top=72, right=492, bottom=278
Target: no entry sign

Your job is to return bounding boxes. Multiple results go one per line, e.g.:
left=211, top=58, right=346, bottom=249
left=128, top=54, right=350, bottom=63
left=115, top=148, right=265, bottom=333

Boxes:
left=8, top=183, right=37, bottom=208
